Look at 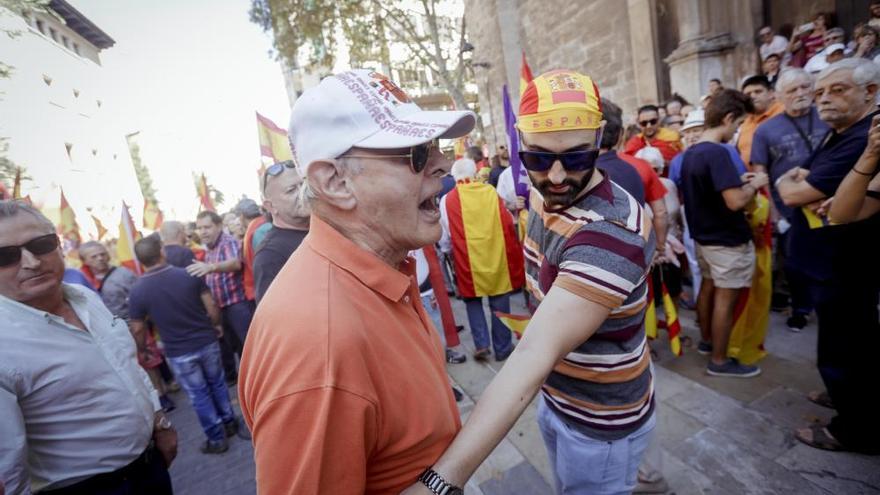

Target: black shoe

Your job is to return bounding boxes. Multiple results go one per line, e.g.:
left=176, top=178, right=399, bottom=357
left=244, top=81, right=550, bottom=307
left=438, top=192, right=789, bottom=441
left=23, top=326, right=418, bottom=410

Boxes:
left=452, top=387, right=463, bottom=402
left=473, top=348, right=490, bottom=361
left=706, top=359, right=761, bottom=378
left=787, top=314, right=807, bottom=333
left=224, top=419, right=252, bottom=440
left=446, top=349, right=467, bottom=364
left=696, top=341, right=713, bottom=355
left=495, top=351, right=512, bottom=362
left=200, top=439, right=229, bottom=454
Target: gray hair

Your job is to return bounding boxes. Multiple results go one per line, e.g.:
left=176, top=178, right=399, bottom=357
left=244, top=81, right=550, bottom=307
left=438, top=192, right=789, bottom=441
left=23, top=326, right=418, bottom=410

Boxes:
left=451, top=158, right=477, bottom=181
left=159, top=220, right=185, bottom=243
left=0, top=200, right=55, bottom=232
left=817, top=58, right=880, bottom=86
left=78, top=240, right=106, bottom=256
left=826, top=27, right=845, bottom=38
left=777, top=68, right=813, bottom=91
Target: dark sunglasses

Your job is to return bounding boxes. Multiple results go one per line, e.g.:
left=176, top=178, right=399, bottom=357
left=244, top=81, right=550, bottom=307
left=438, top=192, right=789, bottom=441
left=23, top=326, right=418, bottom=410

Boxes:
left=518, top=149, right=600, bottom=172
left=0, top=233, right=60, bottom=267
left=344, top=139, right=438, bottom=174
left=262, top=160, right=296, bottom=194
left=639, top=118, right=659, bottom=127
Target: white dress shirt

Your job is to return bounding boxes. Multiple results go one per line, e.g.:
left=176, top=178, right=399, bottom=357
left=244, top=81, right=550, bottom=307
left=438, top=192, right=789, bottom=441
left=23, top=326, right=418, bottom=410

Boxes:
left=0, top=284, right=160, bottom=494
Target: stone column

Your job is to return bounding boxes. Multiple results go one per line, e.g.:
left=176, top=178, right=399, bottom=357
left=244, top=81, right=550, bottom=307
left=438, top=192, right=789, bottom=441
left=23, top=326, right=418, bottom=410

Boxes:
left=627, top=0, right=662, bottom=106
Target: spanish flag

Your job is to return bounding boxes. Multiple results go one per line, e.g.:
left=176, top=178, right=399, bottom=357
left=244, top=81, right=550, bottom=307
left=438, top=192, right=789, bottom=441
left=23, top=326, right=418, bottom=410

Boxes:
left=728, top=193, right=772, bottom=365
left=453, top=137, right=469, bottom=159
left=519, top=51, right=534, bottom=97
left=58, top=188, right=81, bottom=244
left=802, top=206, right=835, bottom=229
left=196, top=173, right=215, bottom=212
left=445, top=181, right=524, bottom=298
left=91, top=215, right=108, bottom=241
left=645, top=273, right=683, bottom=356
left=495, top=312, right=530, bottom=340
left=117, top=201, right=143, bottom=275
left=143, top=197, right=164, bottom=231
left=256, top=112, right=293, bottom=162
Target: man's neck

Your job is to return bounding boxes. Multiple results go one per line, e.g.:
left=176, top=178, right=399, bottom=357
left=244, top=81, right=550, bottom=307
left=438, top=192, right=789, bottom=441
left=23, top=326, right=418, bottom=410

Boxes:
left=318, top=212, right=407, bottom=268
left=834, top=106, right=876, bottom=133
left=272, top=218, right=308, bottom=231
left=786, top=106, right=811, bottom=118
left=699, top=127, right=726, bottom=143
left=145, top=262, right=167, bottom=272
left=26, top=287, right=67, bottom=316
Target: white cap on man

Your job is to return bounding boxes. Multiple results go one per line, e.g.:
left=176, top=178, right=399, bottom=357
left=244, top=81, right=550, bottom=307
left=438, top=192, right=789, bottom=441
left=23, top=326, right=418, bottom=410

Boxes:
left=680, top=108, right=705, bottom=132
left=288, top=69, right=476, bottom=175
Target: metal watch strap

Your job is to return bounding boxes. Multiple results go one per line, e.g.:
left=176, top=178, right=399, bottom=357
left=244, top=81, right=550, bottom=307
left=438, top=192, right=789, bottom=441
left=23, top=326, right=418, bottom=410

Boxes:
left=418, top=468, right=463, bottom=495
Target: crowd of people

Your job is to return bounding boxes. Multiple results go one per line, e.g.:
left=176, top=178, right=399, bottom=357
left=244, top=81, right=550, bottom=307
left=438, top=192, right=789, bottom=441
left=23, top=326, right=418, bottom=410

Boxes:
left=3, top=7, right=880, bottom=495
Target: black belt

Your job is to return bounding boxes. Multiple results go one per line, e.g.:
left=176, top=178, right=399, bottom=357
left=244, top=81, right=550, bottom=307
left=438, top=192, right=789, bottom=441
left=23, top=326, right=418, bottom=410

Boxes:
left=43, top=444, right=159, bottom=494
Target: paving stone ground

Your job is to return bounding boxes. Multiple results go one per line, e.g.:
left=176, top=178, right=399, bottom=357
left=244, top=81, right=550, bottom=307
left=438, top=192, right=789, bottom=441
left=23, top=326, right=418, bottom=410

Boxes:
left=166, top=295, right=880, bottom=494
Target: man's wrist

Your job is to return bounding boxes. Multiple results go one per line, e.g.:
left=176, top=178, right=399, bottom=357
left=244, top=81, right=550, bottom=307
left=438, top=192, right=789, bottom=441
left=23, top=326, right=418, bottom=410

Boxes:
left=418, top=467, right=463, bottom=495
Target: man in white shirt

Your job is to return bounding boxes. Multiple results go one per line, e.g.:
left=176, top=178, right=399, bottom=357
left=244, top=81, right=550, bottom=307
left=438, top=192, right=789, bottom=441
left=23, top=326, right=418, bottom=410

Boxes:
left=805, top=28, right=847, bottom=73
left=758, top=26, right=791, bottom=65
left=0, top=200, right=177, bottom=494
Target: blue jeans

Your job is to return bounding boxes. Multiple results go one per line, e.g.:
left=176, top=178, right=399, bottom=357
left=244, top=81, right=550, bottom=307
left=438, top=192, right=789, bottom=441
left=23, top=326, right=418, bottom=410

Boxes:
left=538, top=399, right=656, bottom=495
left=166, top=342, right=235, bottom=442
left=421, top=293, right=447, bottom=348
left=463, top=292, right=512, bottom=357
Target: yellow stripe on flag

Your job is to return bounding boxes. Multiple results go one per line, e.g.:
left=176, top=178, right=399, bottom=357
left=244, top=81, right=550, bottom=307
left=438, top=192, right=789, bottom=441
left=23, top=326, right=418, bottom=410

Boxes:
left=802, top=207, right=834, bottom=229
left=460, top=183, right=514, bottom=296
left=495, top=312, right=530, bottom=339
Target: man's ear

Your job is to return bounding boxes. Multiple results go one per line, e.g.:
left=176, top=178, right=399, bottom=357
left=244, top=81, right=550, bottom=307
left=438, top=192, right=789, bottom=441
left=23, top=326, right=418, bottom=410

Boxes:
left=307, top=160, right=356, bottom=211
left=865, top=82, right=879, bottom=103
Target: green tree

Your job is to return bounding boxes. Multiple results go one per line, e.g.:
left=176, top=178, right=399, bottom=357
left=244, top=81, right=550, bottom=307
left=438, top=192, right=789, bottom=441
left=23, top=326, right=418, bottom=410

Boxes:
left=249, top=0, right=480, bottom=131
left=125, top=132, right=158, bottom=203
left=0, top=0, right=52, bottom=78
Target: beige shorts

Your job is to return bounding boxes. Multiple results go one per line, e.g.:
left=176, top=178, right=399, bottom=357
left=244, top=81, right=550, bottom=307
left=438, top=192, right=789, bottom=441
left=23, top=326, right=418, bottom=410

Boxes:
left=696, top=242, right=756, bottom=289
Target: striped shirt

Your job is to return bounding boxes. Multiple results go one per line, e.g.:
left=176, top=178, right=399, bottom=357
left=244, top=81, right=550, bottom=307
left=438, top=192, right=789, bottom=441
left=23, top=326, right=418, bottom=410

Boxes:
left=205, top=232, right=247, bottom=308
left=524, top=172, right=656, bottom=441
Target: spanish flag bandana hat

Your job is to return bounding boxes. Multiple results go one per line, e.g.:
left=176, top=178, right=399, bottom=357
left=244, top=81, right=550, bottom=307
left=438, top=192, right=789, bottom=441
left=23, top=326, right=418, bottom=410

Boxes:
left=517, top=70, right=602, bottom=133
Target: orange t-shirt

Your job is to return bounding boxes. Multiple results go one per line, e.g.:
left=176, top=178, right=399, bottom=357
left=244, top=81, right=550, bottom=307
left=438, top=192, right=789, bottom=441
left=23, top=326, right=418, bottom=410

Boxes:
left=238, top=215, right=460, bottom=495
left=738, top=101, right=785, bottom=169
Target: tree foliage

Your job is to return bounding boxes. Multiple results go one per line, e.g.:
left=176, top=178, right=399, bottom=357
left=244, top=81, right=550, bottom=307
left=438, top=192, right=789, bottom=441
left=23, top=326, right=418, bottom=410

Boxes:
left=0, top=0, right=53, bottom=79
left=125, top=134, right=158, bottom=203
left=249, top=0, right=476, bottom=118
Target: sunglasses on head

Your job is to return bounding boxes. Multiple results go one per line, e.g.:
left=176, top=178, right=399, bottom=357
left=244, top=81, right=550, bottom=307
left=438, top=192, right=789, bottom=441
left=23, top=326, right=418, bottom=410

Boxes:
left=639, top=118, right=659, bottom=127
left=518, top=148, right=600, bottom=172
left=262, top=160, right=296, bottom=194
left=0, top=233, right=60, bottom=268
left=343, top=139, right=438, bottom=174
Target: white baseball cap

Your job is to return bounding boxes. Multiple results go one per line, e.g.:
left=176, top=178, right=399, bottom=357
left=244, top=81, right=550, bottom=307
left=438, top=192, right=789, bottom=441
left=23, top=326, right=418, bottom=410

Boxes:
left=826, top=42, right=845, bottom=54
left=680, top=108, right=705, bottom=132
left=288, top=69, right=476, bottom=175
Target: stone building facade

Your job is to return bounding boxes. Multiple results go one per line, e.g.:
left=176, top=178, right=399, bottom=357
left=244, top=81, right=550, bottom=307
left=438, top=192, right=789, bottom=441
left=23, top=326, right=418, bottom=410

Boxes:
left=465, top=0, right=851, bottom=149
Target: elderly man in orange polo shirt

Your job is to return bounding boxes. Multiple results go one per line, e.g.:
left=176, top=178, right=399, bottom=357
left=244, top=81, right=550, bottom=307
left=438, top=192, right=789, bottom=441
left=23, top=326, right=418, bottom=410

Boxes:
left=237, top=69, right=475, bottom=494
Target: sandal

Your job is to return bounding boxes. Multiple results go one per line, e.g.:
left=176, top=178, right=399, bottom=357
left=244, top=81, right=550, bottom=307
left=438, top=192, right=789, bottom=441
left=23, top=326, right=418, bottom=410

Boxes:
left=795, top=424, right=844, bottom=451
left=807, top=390, right=835, bottom=409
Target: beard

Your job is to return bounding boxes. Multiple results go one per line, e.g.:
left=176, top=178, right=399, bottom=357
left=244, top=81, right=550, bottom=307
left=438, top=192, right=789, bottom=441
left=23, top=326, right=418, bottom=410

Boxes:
left=530, top=168, right=594, bottom=208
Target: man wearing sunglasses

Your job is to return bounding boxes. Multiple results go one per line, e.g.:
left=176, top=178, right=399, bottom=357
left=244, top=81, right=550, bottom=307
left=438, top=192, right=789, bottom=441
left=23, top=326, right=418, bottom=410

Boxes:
left=237, top=69, right=475, bottom=494
left=253, top=160, right=310, bottom=304
left=624, top=104, right=683, bottom=166
left=404, top=70, right=656, bottom=495
left=0, top=201, right=176, bottom=493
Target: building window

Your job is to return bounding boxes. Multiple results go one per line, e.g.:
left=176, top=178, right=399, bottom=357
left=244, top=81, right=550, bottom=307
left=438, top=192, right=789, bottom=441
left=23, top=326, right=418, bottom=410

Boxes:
left=49, top=27, right=58, bottom=42
left=36, top=19, right=45, bottom=35
left=73, top=43, right=80, bottom=55
left=62, top=36, right=70, bottom=49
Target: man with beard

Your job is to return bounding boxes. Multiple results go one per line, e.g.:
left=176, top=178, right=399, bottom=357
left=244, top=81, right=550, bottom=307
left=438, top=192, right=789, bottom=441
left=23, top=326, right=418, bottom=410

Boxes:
left=404, top=70, right=656, bottom=495
left=624, top=104, right=683, bottom=164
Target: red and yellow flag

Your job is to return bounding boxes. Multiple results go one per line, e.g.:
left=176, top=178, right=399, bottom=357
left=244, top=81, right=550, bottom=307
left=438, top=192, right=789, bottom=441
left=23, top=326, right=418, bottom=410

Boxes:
left=495, top=312, right=531, bottom=340
left=256, top=112, right=293, bottom=163
left=728, top=193, right=772, bottom=365
left=91, top=215, right=108, bottom=241
left=645, top=273, right=683, bottom=356
left=143, top=197, right=164, bottom=231
left=196, top=173, right=215, bottom=212
left=58, top=188, right=81, bottom=244
left=445, top=181, right=524, bottom=298
left=453, top=137, right=469, bottom=159
left=117, top=201, right=143, bottom=275
left=519, top=51, right=534, bottom=97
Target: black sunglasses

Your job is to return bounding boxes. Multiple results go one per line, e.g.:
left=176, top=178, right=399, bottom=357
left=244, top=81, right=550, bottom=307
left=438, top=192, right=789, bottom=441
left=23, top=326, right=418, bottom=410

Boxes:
left=0, top=233, right=60, bottom=267
left=518, top=149, right=600, bottom=172
left=344, top=140, right=438, bottom=174
left=262, top=160, right=296, bottom=194
left=639, top=118, right=659, bottom=127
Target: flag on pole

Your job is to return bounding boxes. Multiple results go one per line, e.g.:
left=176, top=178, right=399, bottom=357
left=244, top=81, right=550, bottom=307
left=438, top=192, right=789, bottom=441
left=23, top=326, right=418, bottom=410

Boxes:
left=256, top=112, right=293, bottom=162
left=91, top=215, right=108, bottom=241
left=58, top=188, right=81, bottom=244
left=453, top=137, right=469, bottom=159
left=645, top=273, right=683, bottom=356
left=196, top=173, right=215, bottom=212
left=519, top=51, right=534, bottom=97
left=143, top=197, right=164, bottom=231
left=502, top=85, right=528, bottom=201
left=12, top=168, right=22, bottom=199
left=118, top=201, right=143, bottom=275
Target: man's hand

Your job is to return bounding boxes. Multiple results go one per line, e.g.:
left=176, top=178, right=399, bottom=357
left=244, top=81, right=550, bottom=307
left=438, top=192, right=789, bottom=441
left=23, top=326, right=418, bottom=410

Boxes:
left=153, top=416, right=178, bottom=468
left=514, top=196, right=526, bottom=210
left=864, top=114, right=880, bottom=159
left=214, top=325, right=224, bottom=339
left=748, top=171, right=769, bottom=189
left=815, top=197, right=834, bottom=217
left=186, top=261, right=214, bottom=277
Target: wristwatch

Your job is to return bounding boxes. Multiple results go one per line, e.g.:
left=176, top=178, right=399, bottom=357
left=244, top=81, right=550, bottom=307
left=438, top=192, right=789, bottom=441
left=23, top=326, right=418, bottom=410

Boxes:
left=418, top=468, right=463, bottom=495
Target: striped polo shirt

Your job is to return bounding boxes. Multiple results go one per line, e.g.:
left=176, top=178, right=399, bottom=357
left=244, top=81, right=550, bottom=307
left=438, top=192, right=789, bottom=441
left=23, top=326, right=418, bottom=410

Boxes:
left=524, top=171, right=656, bottom=441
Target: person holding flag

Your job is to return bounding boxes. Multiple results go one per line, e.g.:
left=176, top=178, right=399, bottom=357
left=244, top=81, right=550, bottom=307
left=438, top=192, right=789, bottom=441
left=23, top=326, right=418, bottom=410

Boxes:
left=405, top=69, right=656, bottom=495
